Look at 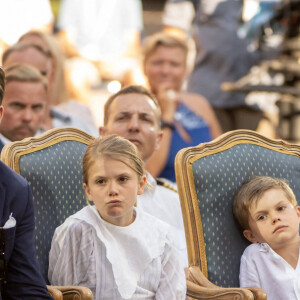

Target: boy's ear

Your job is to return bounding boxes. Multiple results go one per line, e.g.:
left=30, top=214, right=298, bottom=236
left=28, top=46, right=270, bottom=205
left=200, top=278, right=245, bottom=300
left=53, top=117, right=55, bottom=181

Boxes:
left=296, top=206, right=300, bottom=221
left=243, top=229, right=259, bottom=243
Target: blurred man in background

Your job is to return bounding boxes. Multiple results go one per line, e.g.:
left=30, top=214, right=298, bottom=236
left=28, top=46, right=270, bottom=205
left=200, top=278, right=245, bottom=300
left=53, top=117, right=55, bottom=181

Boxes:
left=0, top=64, right=47, bottom=150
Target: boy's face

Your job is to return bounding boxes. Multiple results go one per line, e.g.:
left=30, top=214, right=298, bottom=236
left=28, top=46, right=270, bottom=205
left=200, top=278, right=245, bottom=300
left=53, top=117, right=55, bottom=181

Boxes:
left=243, top=188, right=300, bottom=251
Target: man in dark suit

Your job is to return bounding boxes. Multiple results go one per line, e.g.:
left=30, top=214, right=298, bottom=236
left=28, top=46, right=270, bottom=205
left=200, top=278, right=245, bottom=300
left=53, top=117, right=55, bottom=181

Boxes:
left=0, top=67, right=51, bottom=299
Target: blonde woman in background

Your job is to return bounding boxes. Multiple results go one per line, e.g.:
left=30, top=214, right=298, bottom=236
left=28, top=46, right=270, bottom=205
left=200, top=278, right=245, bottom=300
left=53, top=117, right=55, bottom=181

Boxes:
left=18, top=30, right=97, bottom=130
left=143, top=32, right=222, bottom=182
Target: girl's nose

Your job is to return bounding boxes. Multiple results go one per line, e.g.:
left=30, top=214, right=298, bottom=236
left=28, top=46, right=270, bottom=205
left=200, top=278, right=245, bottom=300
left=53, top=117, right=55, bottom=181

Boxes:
left=108, top=181, right=118, bottom=196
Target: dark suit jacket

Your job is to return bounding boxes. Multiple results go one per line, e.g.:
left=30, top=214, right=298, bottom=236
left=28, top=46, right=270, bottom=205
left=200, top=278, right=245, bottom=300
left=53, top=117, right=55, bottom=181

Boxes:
left=0, top=140, right=4, bottom=153
left=0, top=161, right=52, bottom=299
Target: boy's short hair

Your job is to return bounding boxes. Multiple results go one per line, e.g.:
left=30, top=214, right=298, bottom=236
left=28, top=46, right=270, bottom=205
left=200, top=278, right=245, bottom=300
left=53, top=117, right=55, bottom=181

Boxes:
left=233, top=176, right=297, bottom=230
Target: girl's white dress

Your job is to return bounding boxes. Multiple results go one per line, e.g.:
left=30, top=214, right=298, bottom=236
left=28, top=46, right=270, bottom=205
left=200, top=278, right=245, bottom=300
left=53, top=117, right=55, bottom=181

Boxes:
left=48, top=205, right=186, bottom=299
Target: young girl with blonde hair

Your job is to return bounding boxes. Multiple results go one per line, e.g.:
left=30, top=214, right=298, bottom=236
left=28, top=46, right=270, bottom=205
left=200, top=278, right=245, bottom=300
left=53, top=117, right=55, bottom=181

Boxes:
left=49, top=135, right=186, bottom=299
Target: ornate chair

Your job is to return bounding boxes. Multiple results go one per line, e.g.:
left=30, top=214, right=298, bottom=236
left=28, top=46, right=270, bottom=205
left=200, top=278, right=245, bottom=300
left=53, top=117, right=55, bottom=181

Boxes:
left=1, top=127, right=94, bottom=300
left=175, top=129, right=300, bottom=300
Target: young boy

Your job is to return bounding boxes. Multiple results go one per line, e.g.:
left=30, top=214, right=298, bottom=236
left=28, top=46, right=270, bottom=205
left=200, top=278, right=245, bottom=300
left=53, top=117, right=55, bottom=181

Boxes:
left=233, top=176, right=300, bottom=299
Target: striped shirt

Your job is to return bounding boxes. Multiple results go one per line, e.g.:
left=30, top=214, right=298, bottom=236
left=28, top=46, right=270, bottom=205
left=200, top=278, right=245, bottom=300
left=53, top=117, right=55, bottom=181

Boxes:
left=49, top=206, right=186, bottom=299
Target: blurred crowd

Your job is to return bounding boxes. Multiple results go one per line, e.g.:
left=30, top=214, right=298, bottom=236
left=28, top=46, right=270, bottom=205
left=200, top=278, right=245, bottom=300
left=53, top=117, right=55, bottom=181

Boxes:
left=0, top=0, right=287, bottom=177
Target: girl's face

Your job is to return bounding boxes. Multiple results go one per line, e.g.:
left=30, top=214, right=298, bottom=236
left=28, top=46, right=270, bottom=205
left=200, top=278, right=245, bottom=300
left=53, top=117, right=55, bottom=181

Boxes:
left=83, top=157, right=146, bottom=226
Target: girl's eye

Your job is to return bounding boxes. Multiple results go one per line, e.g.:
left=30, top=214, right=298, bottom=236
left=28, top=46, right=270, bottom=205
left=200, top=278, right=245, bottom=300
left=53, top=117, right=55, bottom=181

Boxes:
left=119, top=176, right=128, bottom=183
left=96, top=179, right=106, bottom=185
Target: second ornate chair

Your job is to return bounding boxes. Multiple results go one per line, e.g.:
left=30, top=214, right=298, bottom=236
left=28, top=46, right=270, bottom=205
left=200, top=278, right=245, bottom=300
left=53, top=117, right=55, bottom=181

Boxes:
left=1, top=127, right=94, bottom=300
left=175, top=129, right=300, bottom=299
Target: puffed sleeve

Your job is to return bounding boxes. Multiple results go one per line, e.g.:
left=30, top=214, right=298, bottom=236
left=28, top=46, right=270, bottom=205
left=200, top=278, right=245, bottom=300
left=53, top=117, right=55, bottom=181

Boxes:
left=156, top=235, right=187, bottom=299
left=48, top=220, right=97, bottom=295
left=239, top=252, right=260, bottom=288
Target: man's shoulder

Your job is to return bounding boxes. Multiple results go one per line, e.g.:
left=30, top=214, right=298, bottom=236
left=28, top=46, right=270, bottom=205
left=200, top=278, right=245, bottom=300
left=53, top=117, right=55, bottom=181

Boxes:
left=156, top=178, right=178, bottom=194
left=0, top=139, right=4, bottom=151
left=0, top=161, right=29, bottom=188
left=142, top=173, right=179, bottom=204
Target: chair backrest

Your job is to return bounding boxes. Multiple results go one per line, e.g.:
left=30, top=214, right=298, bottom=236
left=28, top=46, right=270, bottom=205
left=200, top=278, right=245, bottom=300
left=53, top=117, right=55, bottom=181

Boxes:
left=1, top=127, right=94, bottom=281
left=175, top=129, right=300, bottom=288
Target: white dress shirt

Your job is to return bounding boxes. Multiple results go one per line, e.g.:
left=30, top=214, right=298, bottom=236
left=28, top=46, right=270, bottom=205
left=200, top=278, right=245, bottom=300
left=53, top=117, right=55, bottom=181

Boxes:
left=0, top=133, right=12, bottom=146
left=49, top=205, right=186, bottom=300
left=137, top=172, right=188, bottom=267
left=240, top=242, right=300, bottom=300
left=50, top=107, right=98, bottom=136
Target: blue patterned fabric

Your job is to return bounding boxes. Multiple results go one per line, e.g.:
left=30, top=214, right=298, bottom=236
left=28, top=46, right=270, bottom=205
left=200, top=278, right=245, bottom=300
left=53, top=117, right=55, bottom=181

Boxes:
left=159, top=102, right=212, bottom=182
left=18, top=140, right=89, bottom=281
left=192, top=143, right=300, bottom=287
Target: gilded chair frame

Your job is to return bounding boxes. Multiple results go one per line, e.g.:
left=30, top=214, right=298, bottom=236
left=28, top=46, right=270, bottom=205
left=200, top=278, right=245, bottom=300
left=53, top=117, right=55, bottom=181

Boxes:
left=1, top=127, right=93, bottom=172
left=1, top=127, right=94, bottom=300
left=175, top=129, right=300, bottom=299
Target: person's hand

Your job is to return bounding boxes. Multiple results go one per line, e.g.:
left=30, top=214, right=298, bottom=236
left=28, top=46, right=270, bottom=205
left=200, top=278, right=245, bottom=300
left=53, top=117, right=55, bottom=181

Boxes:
left=156, top=83, right=179, bottom=122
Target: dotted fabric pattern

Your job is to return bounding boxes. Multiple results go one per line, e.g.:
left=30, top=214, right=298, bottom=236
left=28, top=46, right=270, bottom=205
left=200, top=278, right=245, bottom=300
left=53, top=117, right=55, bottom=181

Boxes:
left=192, top=144, right=300, bottom=287
left=19, top=140, right=89, bottom=281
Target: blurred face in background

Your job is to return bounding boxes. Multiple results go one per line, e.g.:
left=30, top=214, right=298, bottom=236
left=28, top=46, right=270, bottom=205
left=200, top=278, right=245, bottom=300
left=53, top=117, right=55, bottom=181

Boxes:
left=144, top=45, right=187, bottom=93
left=18, top=34, right=56, bottom=83
left=3, top=47, right=53, bottom=88
left=0, top=80, right=47, bottom=141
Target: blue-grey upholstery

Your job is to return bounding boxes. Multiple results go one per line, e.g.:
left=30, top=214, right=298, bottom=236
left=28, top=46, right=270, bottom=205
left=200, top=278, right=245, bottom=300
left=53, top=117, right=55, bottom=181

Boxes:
left=18, top=140, right=90, bottom=281
left=191, top=142, right=300, bottom=288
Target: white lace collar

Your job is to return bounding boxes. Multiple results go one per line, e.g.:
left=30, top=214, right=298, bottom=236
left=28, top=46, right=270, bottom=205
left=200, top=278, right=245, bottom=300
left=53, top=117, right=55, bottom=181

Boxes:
left=71, top=205, right=169, bottom=299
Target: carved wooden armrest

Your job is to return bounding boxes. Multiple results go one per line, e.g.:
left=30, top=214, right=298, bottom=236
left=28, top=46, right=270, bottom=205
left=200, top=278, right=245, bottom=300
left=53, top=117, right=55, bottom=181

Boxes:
left=186, top=267, right=267, bottom=300
left=47, top=285, right=62, bottom=300
left=187, top=280, right=255, bottom=300
left=47, top=285, right=93, bottom=300
left=247, top=287, right=267, bottom=300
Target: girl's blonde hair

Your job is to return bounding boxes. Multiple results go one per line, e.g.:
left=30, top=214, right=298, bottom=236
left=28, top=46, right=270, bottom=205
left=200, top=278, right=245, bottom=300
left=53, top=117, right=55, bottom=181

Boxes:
left=82, top=135, right=145, bottom=185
